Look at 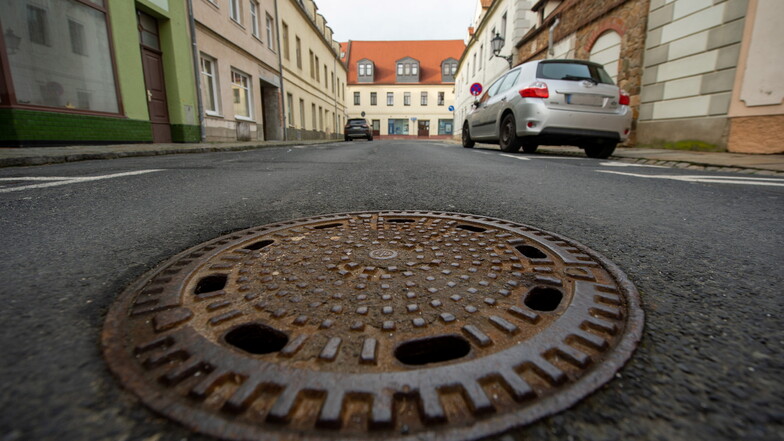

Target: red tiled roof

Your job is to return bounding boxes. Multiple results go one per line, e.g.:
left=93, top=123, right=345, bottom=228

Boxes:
left=343, top=40, right=466, bottom=85
left=481, top=0, right=493, bottom=8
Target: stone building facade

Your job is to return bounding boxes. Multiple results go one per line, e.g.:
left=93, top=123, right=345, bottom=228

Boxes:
left=515, top=0, right=651, bottom=144
left=639, top=0, right=782, bottom=153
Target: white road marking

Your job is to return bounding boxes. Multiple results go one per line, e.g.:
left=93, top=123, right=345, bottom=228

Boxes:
left=599, top=161, right=666, bottom=168
left=597, top=170, right=784, bottom=187
left=0, top=169, right=164, bottom=193
left=499, top=154, right=530, bottom=161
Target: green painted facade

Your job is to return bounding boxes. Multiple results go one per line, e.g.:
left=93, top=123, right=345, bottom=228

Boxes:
left=0, top=0, right=200, bottom=146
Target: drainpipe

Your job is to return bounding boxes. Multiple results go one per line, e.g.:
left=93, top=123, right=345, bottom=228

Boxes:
left=273, top=0, right=288, bottom=140
left=187, top=0, right=206, bottom=141
left=333, top=50, right=339, bottom=140
left=548, top=17, right=560, bottom=58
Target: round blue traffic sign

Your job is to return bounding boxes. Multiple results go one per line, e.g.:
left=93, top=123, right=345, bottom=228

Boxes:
left=470, top=83, right=483, bottom=96
left=448, top=105, right=455, bottom=111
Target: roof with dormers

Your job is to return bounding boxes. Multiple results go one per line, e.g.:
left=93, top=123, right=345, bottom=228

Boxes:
left=342, top=40, right=466, bottom=85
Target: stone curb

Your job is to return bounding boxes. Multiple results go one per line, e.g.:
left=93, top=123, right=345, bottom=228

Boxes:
left=0, top=140, right=339, bottom=168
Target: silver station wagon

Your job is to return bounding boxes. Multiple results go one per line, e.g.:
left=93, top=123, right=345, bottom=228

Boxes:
left=462, top=59, right=632, bottom=159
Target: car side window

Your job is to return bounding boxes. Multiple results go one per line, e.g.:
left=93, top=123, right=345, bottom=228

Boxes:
left=479, top=74, right=506, bottom=104
left=498, top=70, right=521, bottom=93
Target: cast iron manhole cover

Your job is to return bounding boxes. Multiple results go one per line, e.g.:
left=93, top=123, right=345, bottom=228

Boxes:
left=103, top=212, right=643, bottom=440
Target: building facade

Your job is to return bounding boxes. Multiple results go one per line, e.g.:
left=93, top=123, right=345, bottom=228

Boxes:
left=454, top=0, right=537, bottom=139
left=638, top=0, right=782, bottom=153
left=277, top=0, right=346, bottom=141
left=0, top=0, right=201, bottom=146
left=193, top=0, right=284, bottom=141
left=343, top=40, right=465, bottom=139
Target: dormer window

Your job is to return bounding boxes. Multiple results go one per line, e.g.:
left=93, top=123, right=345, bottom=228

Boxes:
left=441, top=58, right=458, bottom=82
left=357, top=59, right=374, bottom=83
left=396, top=57, right=420, bottom=83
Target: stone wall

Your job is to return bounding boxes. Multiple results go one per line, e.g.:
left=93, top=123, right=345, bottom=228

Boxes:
left=515, top=0, right=650, bottom=144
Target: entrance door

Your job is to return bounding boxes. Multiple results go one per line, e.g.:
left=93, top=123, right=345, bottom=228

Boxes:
left=417, top=120, right=430, bottom=137
left=371, top=119, right=380, bottom=137
left=138, top=11, right=171, bottom=143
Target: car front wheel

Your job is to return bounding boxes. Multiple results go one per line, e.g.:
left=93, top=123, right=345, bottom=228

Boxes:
left=584, top=141, right=617, bottom=159
left=462, top=123, right=475, bottom=148
left=499, top=114, right=521, bottom=153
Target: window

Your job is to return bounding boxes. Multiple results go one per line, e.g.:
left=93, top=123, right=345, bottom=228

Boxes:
left=250, top=1, right=259, bottom=38
left=404, top=92, right=411, bottom=106
left=501, top=13, right=507, bottom=40
left=370, top=92, right=377, bottom=106
left=388, top=119, right=409, bottom=135
left=311, top=104, right=316, bottom=130
left=404, top=64, right=411, bottom=75
left=27, top=5, right=49, bottom=46
left=324, top=66, right=328, bottom=87
left=68, top=20, right=86, bottom=55
left=318, top=106, right=323, bottom=131
left=266, top=14, right=274, bottom=50
left=200, top=55, right=220, bottom=114
left=438, top=92, right=445, bottom=106
left=315, top=55, right=320, bottom=82
left=230, top=0, right=241, bottom=23
left=353, top=92, right=360, bottom=105
left=299, top=99, right=305, bottom=128
left=421, top=92, right=428, bottom=106
left=3, top=0, right=119, bottom=112
left=286, top=93, right=294, bottom=126
left=296, top=37, right=302, bottom=69
left=282, top=22, right=289, bottom=60
left=331, top=72, right=335, bottom=92
left=231, top=70, right=252, bottom=119
left=309, top=50, right=314, bottom=78
left=412, top=64, right=418, bottom=75
left=397, top=63, right=403, bottom=75
left=472, top=54, right=476, bottom=75
left=438, top=119, right=453, bottom=135
left=479, top=45, right=483, bottom=71
left=387, top=92, right=394, bottom=106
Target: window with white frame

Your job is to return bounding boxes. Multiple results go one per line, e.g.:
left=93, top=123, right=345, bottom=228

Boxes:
left=286, top=93, right=294, bottom=126
left=266, top=14, right=274, bottom=50
left=353, top=92, right=360, bottom=105
left=404, top=92, right=411, bottom=106
left=231, top=69, right=252, bottom=119
left=421, top=92, right=428, bottom=106
left=250, top=1, right=259, bottom=37
left=438, top=92, right=445, bottom=106
left=230, top=0, right=241, bottom=24
left=387, top=92, right=394, bottom=106
left=370, top=92, right=377, bottom=106
left=200, top=55, right=220, bottom=115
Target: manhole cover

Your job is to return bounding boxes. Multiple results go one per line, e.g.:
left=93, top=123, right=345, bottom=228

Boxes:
left=103, top=211, right=643, bottom=440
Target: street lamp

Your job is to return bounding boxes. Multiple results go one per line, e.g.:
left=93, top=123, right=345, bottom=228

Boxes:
left=490, top=32, right=513, bottom=69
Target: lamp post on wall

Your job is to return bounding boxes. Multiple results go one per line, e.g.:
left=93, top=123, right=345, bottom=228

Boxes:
left=490, top=32, right=513, bottom=69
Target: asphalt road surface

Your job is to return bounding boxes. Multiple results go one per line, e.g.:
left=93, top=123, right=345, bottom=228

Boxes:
left=1, top=140, right=782, bottom=441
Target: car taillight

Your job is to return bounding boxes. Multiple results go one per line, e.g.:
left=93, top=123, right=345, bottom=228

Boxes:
left=520, top=82, right=549, bottom=99
left=619, top=90, right=630, bottom=106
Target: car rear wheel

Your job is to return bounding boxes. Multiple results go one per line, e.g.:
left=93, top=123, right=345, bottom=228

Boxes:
left=462, top=123, right=475, bottom=148
left=499, top=114, right=521, bottom=153
left=367, top=135, right=373, bottom=141
left=583, top=141, right=617, bottom=159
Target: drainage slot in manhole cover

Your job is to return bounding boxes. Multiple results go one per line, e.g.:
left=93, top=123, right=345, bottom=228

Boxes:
left=103, top=211, right=643, bottom=441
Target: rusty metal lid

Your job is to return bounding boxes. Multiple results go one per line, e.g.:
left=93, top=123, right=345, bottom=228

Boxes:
left=103, top=211, right=643, bottom=440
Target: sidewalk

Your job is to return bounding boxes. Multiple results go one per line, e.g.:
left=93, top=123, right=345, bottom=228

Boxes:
left=1, top=140, right=783, bottom=175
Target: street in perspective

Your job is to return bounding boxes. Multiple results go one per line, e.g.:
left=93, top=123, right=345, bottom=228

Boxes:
left=1, top=0, right=783, bottom=441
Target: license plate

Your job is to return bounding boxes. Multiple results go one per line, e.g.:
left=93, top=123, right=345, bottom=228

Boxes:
left=566, top=94, right=605, bottom=106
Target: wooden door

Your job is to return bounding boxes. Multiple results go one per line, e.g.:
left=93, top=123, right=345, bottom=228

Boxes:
left=417, top=120, right=430, bottom=137
left=138, top=11, right=171, bottom=143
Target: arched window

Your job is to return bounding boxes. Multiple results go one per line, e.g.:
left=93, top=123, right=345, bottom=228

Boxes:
left=589, top=31, right=622, bottom=83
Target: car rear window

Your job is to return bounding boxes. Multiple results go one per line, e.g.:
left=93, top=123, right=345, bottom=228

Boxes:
left=537, top=61, right=614, bottom=85
left=348, top=119, right=367, bottom=125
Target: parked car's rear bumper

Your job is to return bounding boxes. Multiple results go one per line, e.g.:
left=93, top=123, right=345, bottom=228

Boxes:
left=513, top=101, right=632, bottom=142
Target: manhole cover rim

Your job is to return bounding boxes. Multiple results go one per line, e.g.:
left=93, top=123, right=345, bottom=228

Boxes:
left=102, top=210, right=644, bottom=441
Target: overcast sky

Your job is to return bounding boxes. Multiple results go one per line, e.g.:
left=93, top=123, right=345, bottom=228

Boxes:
left=314, top=0, right=478, bottom=42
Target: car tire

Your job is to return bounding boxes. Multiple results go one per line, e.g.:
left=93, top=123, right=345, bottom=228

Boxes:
left=344, top=136, right=349, bottom=142
left=584, top=141, right=617, bottom=159
left=499, top=114, right=521, bottom=153
left=367, top=135, right=373, bottom=141
left=462, top=123, right=475, bottom=148
left=522, top=141, right=538, bottom=154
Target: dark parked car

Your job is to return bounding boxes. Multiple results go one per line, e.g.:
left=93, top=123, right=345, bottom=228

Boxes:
left=462, top=59, right=632, bottom=159
left=344, top=118, right=373, bottom=141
